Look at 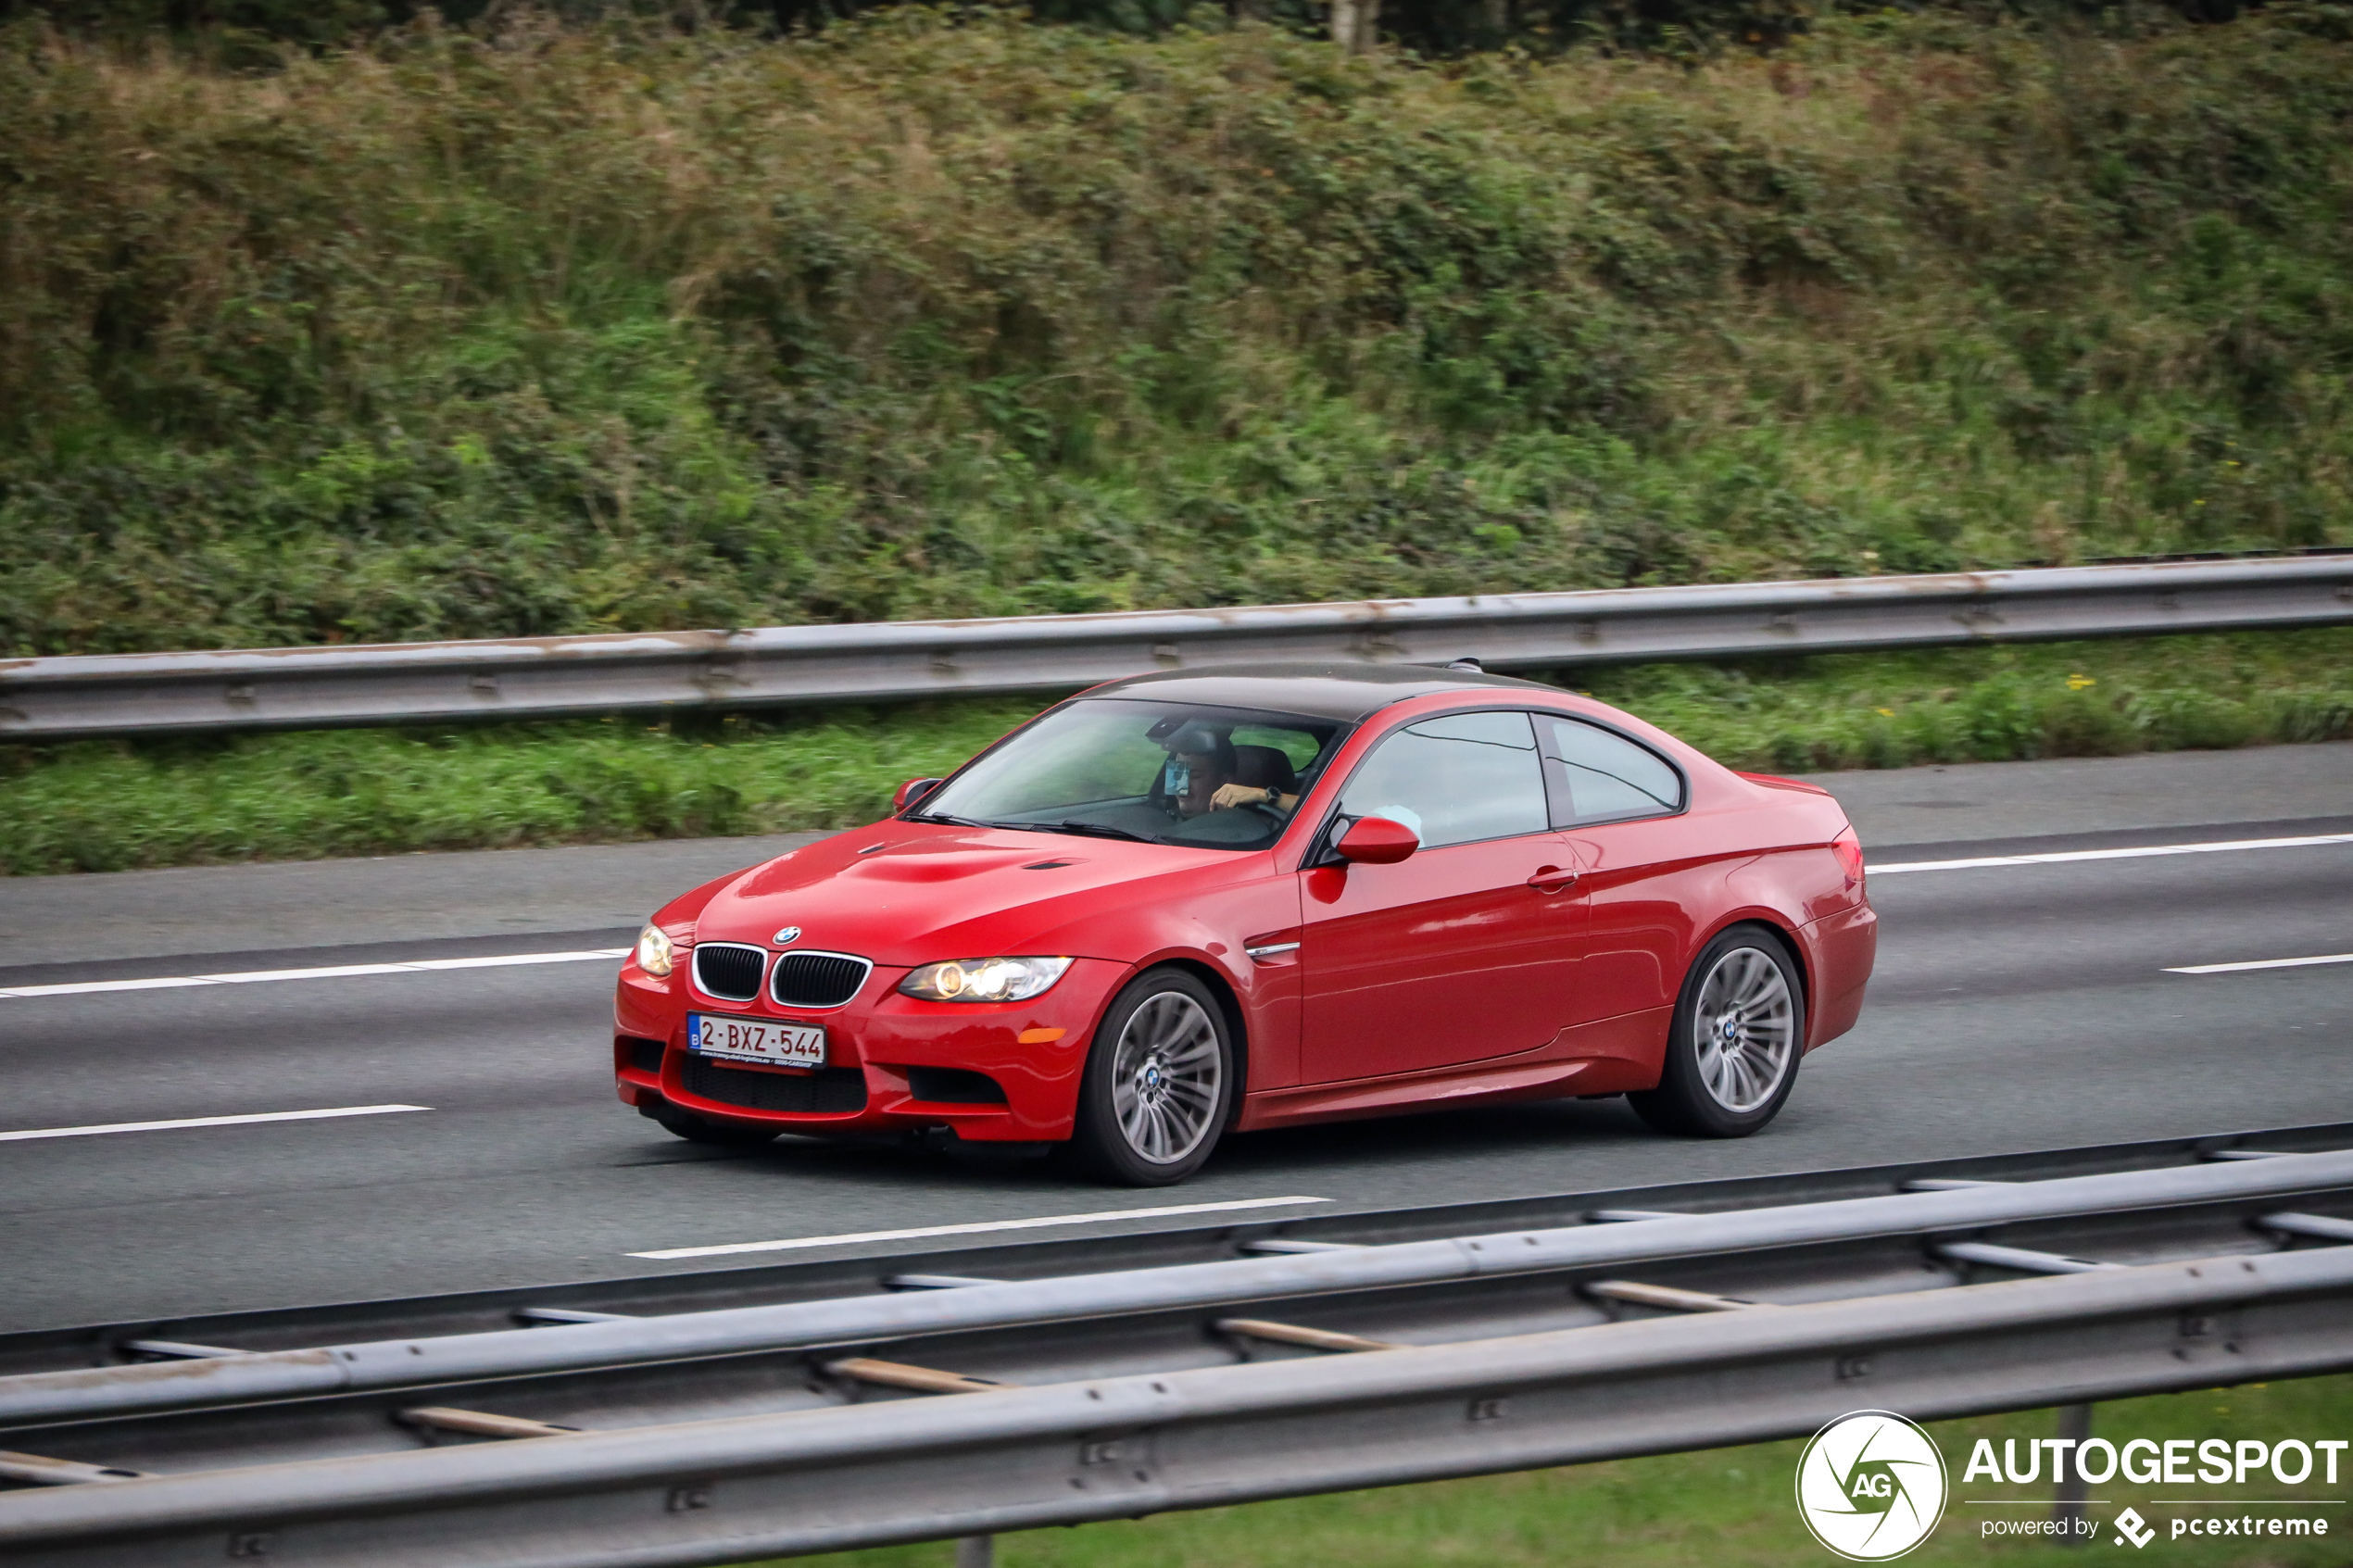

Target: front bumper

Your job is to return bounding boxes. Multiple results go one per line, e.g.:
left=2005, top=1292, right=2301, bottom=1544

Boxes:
left=611, top=956, right=1126, bottom=1142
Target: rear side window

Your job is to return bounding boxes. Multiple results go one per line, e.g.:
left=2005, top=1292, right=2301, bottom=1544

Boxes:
left=1537, top=715, right=1684, bottom=825
left=1336, top=710, right=1548, bottom=848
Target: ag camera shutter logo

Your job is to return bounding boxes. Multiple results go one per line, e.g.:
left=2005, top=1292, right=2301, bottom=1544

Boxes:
left=1795, top=1411, right=1949, bottom=1560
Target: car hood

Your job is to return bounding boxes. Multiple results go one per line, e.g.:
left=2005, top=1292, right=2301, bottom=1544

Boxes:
left=685, top=822, right=1252, bottom=966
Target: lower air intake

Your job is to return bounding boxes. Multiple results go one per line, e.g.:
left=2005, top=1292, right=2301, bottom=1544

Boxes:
left=905, top=1067, right=1008, bottom=1106
left=681, top=1056, right=867, bottom=1115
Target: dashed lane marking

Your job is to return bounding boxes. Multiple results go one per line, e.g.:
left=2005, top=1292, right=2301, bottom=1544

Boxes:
left=1870, top=832, right=2353, bottom=876
left=2165, top=952, right=2353, bottom=976
left=10, top=830, right=2349, bottom=1003
left=0, top=949, right=630, bottom=1001
left=629, top=1196, right=1334, bottom=1260
left=0, top=1105, right=432, bottom=1142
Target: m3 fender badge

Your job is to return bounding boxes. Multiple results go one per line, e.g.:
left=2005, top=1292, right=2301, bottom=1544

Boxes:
left=773, top=926, right=802, bottom=946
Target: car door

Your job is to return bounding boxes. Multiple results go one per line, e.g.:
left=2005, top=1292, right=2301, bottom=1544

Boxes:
left=1297, top=710, right=1587, bottom=1084
left=1536, top=714, right=1695, bottom=1033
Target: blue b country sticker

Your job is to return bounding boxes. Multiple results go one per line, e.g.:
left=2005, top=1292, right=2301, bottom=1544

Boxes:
left=1796, top=1411, right=1950, bottom=1560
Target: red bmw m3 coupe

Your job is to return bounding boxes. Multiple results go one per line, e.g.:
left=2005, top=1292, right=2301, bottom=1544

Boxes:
left=613, top=664, right=1877, bottom=1185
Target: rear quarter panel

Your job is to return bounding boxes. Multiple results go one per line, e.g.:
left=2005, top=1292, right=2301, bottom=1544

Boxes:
left=1557, top=718, right=1869, bottom=1059
left=1713, top=778, right=1874, bottom=1050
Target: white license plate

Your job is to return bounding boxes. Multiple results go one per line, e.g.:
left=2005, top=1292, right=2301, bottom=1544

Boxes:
left=687, top=1013, right=825, bottom=1069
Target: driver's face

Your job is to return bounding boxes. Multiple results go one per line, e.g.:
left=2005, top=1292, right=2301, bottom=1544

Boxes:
left=1174, top=750, right=1228, bottom=816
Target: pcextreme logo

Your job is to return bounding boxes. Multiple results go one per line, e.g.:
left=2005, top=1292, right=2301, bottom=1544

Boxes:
left=1795, top=1411, right=1951, bottom=1561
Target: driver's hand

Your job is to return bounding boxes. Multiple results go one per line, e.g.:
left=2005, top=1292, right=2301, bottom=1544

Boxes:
left=1209, top=783, right=1269, bottom=811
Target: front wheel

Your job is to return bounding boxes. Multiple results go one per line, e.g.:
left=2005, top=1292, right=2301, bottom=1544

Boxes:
left=1629, top=925, right=1805, bottom=1138
left=1069, top=967, right=1235, bottom=1185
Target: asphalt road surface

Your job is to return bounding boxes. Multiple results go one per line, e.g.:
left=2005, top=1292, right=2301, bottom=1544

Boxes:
left=3, top=743, right=2347, bottom=1332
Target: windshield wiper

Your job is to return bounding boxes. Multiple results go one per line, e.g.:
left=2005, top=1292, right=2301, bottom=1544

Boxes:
left=1048, top=820, right=1155, bottom=842
left=906, top=812, right=1156, bottom=842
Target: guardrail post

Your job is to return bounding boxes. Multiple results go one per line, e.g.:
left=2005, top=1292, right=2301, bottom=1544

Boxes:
left=955, top=1534, right=995, bottom=1567
left=2054, top=1402, right=2093, bottom=1543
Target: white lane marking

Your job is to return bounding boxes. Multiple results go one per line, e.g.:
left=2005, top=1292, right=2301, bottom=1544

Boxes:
left=1871, top=832, right=2353, bottom=876
left=629, top=1196, right=1334, bottom=1261
left=2166, top=952, right=2353, bottom=976
left=0, top=1105, right=431, bottom=1143
left=7, top=829, right=2330, bottom=1001
left=0, top=949, right=629, bottom=1001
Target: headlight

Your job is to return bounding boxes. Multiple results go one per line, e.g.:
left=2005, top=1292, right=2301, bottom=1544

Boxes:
left=634, top=922, right=676, bottom=978
left=898, top=956, right=1073, bottom=1003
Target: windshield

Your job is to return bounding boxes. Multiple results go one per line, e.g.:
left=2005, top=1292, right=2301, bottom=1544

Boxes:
left=910, top=697, right=1347, bottom=850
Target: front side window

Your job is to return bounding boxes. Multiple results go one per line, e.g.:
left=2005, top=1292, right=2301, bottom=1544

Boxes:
left=1334, top=709, right=1548, bottom=849
left=1537, top=715, right=1684, bottom=825
left=910, top=698, right=1345, bottom=850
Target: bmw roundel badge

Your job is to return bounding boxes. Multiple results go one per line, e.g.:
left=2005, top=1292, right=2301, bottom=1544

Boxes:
left=773, top=926, right=802, bottom=946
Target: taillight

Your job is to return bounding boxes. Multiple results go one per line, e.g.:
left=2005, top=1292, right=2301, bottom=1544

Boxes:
left=1831, top=827, right=1866, bottom=897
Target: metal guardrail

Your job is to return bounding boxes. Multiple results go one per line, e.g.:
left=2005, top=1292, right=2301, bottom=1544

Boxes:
left=3, top=1132, right=2351, bottom=1564
left=4, top=1252, right=2348, bottom=1567
left=4, top=555, right=2349, bottom=740
left=6, top=1143, right=2352, bottom=1430
left=14, top=1124, right=2338, bottom=1384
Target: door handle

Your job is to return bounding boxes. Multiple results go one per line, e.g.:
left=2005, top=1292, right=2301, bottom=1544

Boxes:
left=1527, top=865, right=1579, bottom=894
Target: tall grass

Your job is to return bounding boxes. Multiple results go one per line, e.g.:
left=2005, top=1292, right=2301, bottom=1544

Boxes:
left=2, top=6, right=2350, bottom=659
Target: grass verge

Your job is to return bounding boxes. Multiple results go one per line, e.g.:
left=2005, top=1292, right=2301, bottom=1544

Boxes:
left=751, top=1374, right=2353, bottom=1568
left=6, top=8, right=2353, bottom=656
left=2, top=627, right=2347, bottom=876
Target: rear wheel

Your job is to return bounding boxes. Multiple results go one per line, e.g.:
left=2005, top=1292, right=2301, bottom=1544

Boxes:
left=653, top=1106, right=779, bottom=1148
left=1629, top=925, right=1804, bottom=1138
left=1069, top=968, right=1234, bottom=1185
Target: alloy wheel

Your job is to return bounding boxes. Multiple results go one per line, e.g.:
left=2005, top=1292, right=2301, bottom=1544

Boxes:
left=1692, top=946, right=1796, bottom=1114
left=1108, top=991, right=1223, bottom=1165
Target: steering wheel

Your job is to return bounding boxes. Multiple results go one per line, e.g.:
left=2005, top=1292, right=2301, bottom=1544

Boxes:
left=1237, top=793, right=1290, bottom=823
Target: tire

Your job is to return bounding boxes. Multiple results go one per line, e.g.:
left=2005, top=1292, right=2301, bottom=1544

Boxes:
left=1629, top=924, right=1805, bottom=1138
left=653, top=1106, right=779, bottom=1148
left=1069, top=967, right=1236, bottom=1185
